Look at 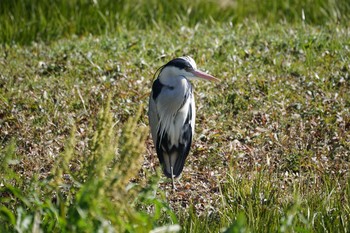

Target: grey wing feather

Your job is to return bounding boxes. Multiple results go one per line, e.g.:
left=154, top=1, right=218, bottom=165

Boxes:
left=148, top=93, right=159, bottom=145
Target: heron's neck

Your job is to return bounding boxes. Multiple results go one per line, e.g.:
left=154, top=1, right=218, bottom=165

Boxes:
left=157, top=72, right=192, bottom=114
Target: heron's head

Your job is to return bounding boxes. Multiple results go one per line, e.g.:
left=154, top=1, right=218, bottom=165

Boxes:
left=158, top=56, right=218, bottom=83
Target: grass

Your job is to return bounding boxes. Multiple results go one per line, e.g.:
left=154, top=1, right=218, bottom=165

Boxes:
left=1, top=0, right=350, bottom=232
left=1, top=0, right=350, bottom=44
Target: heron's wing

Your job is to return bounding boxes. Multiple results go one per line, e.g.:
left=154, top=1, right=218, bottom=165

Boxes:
left=172, top=102, right=193, bottom=177
left=157, top=99, right=193, bottom=178
left=148, top=79, right=163, bottom=144
left=148, top=93, right=159, bottom=145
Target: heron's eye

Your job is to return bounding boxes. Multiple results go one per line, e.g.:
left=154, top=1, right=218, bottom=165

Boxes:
left=185, top=66, right=192, bottom=72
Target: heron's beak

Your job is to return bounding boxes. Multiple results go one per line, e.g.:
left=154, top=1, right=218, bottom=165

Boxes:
left=191, top=69, right=219, bottom=82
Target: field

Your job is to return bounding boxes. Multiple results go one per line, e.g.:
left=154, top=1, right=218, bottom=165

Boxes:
left=1, top=0, right=350, bottom=232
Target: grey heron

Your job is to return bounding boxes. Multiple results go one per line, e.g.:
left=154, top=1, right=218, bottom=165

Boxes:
left=148, top=56, right=218, bottom=188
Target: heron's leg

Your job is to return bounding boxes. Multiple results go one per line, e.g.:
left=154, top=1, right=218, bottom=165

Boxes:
left=171, top=166, right=176, bottom=190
